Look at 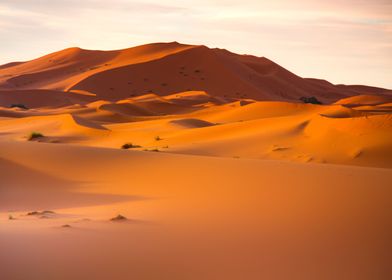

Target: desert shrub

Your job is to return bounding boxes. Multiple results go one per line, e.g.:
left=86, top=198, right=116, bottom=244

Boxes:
left=142, top=148, right=160, bottom=152
left=28, top=132, right=44, bottom=141
left=10, top=104, right=28, bottom=110
left=121, top=143, right=141, bottom=149
left=27, top=210, right=54, bottom=216
left=155, top=136, right=162, bottom=141
left=110, top=214, right=127, bottom=221
left=299, top=96, right=322, bottom=105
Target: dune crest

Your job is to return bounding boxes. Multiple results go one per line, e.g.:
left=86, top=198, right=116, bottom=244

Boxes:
left=1, top=42, right=391, bottom=103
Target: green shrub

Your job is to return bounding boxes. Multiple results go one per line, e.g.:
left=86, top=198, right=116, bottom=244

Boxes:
left=28, top=132, right=44, bottom=141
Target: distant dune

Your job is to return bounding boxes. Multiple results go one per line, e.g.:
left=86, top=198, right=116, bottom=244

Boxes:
left=1, top=42, right=391, bottom=103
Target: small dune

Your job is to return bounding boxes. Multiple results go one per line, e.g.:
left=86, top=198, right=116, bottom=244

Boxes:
left=169, top=118, right=215, bottom=128
left=319, top=106, right=366, bottom=118
left=99, top=102, right=156, bottom=117
left=335, top=94, right=392, bottom=107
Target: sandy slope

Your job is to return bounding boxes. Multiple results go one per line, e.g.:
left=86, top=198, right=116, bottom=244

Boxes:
left=1, top=42, right=392, bottom=280
left=2, top=42, right=391, bottom=103
left=1, top=141, right=392, bottom=280
left=0, top=92, right=390, bottom=167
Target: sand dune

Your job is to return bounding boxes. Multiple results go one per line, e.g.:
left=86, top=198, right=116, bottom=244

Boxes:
left=2, top=42, right=391, bottom=103
left=0, top=43, right=194, bottom=92
left=0, top=89, right=95, bottom=108
left=1, top=42, right=391, bottom=280
left=0, top=92, right=391, bottom=167
left=335, top=94, right=392, bottom=107
left=169, top=118, right=216, bottom=128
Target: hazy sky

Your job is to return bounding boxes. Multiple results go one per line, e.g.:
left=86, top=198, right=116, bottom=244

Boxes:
left=1, top=0, right=391, bottom=88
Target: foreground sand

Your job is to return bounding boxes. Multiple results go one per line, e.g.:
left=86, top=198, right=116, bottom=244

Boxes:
left=1, top=140, right=392, bottom=280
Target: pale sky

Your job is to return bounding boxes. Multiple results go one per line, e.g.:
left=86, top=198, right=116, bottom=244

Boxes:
left=0, top=0, right=391, bottom=88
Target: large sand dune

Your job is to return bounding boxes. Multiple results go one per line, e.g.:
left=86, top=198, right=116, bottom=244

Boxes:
left=1, top=42, right=391, bottom=280
left=2, top=42, right=391, bottom=103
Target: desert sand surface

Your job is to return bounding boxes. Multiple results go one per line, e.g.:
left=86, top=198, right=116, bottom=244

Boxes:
left=1, top=42, right=392, bottom=280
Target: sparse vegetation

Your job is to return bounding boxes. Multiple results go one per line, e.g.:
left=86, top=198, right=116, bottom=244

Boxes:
left=110, top=214, right=127, bottom=221
left=28, top=132, right=44, bottom=141
left=10, top=104, right=28, bottom=110
left=143, top=148, right=160, bottom=152
left=27, top=210, right=55, bottom=216
left=8, top=215, right=15, bottom=220
left=121, top=143, right=141, bottom=149
left=155, top=136, right=162, bottom=141
left=300, top=96, right=322, bottom=105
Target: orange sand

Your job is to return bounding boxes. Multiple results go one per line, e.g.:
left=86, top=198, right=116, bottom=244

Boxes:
left=1, top=42, right=391, bottom=280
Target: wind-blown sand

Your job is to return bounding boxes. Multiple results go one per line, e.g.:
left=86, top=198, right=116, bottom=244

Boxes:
left=1, top=42, right=391, bottom=280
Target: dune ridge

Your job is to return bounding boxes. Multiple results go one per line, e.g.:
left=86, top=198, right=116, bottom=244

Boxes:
left=1, top=42, right=391, bottom=103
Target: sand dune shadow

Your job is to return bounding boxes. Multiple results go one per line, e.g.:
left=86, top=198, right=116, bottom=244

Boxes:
left=0, top=157, right=143, bottom=212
